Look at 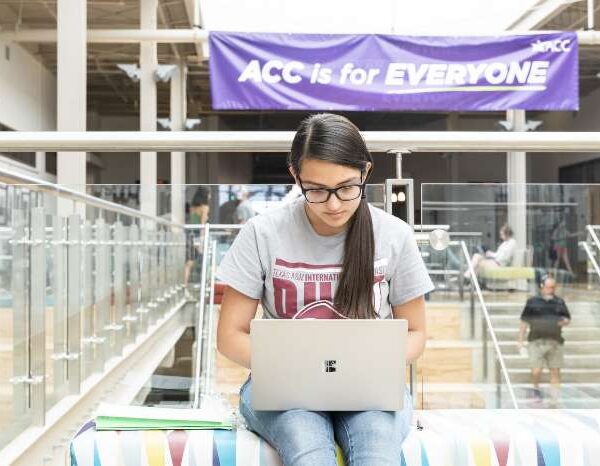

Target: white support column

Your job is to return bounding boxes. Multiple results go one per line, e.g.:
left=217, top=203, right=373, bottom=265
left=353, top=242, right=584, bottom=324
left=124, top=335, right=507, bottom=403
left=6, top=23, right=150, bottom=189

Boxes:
left=140, top=0, right=158, bottom=218
left=170, top=60, right=187, bottom=225
left=446, top=113, right=460, bottom=182
left=506, top=110, right=528, bottom=254
left=204, top=115, right=220, bottom=183
left=57, top=0, right=87, bottom=209
left=35, top=152, right=46, bottom=176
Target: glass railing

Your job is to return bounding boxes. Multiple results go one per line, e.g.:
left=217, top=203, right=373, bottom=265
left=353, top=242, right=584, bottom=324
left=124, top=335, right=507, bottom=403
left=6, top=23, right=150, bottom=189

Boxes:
left=422, top=183, right=600, bottom=409
left=12, top=177, right=600, bottom=462
left=414, top=231, right=518, bottom=409
left=86, top=183, right=387, bottom=225
left=0, top=182, right=188, bottom=451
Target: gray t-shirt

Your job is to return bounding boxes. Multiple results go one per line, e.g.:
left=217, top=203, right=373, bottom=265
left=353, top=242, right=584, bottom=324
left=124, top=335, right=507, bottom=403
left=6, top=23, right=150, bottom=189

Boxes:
left=216, top=198, right=434, bottom=319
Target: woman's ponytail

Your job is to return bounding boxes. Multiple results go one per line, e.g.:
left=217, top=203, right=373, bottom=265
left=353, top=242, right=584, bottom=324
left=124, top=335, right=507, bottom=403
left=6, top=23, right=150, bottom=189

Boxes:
left=335, top=198, right=376, bottom=318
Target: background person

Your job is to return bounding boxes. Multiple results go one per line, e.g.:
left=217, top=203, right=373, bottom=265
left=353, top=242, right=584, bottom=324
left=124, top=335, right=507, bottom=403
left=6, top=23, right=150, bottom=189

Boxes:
left=550, top=217, right=576, bottom=277
left=464, top=224, right=516, bottom=279
left=232, top=187, right=256, bottom=224
left=518, top=276, right=570, bottom=405
left=216, top=113, right=434, bottom=465
left=183, top=187, right=210, bottom=296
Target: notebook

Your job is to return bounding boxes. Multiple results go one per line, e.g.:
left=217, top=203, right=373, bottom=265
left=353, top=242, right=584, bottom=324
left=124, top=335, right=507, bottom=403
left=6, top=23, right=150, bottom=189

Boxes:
left=94, top=403, right=233, bottom=431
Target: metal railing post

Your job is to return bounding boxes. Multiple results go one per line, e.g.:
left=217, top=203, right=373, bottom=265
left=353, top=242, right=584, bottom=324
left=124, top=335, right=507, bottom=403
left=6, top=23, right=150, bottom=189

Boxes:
left=52, top=215, right=67, bottom=397
left=113, top=221, right=126, bottom=350
left=482, top=312, right=488, bottom=380
left=94, top=219, right=109, bottom=370
left=128, top=223, right=141, bottom=337
left=139, top=227, right=151, bottom=325
left=470, top=280, right=475, bottom=339
left=81, top=221, right=94, bottom=379
left=10, top=210, right=28, bottom=417
left=192, top=223, right=211, bottom=409
left=458, top=247, right=465, bottom=301
left=157, top=228, right=166, bottom=316
left=30, top=207, right=46, bottom=425
left=66, top=214, right=82, bottom=395
left=153, top=228, right=160, bottom=320
left=203, top=240, right=218, bottom=396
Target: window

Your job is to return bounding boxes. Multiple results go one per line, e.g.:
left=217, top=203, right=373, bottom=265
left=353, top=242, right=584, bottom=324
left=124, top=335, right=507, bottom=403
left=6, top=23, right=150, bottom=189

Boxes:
left=46, top=152, right=57, bottom=175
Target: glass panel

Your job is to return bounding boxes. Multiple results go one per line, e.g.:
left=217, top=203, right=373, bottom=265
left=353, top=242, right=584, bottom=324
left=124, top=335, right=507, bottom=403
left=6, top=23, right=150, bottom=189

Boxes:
left=422, top=183, right=600, bottom=409
left=415, top=236, right=517, bottom=409
left=46, top=197, right=67, bottom=411
left=0, top=185, right=34, bottom=448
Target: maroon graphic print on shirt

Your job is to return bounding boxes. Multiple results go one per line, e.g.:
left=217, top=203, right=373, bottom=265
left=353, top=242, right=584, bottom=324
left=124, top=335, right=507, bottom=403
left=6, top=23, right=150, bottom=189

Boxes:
left=272, top=258, right=387, bottom=318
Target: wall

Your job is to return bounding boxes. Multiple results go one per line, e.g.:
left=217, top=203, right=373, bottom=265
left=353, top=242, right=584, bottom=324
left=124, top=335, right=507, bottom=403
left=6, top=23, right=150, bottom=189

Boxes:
left=0, top=42, right=56, bottom=131
left=530, top=87, right=600, bottom=183
left=93, top=115, right=140, bottom=184
left=0, top=42, right=57, bottom=181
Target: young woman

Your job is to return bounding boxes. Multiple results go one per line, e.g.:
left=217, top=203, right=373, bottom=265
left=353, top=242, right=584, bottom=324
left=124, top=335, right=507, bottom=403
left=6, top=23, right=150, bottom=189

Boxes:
left=216, top=113, right=434, bottom=466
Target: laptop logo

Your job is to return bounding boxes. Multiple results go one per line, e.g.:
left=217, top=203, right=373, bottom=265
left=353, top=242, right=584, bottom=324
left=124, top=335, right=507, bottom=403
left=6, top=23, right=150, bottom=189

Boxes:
left=324, top=360, right=337, bottom=373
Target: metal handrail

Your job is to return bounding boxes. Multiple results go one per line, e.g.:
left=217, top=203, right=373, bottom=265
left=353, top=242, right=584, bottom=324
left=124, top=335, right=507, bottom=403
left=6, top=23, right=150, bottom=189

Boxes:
left=0, top=165, right=183, bottom=229
left=586, top=225, right=600, bottom=253
left=4, top=131, right=600, bottom=152
left=203, top=240, right=219, bottom=397
left=192, top=224, right=211, bottom=409
left=460, top=241, right=519, bottom=409
left=581, top=241, right=600, bottom=278
left=185, top=224, right=244, bottom=230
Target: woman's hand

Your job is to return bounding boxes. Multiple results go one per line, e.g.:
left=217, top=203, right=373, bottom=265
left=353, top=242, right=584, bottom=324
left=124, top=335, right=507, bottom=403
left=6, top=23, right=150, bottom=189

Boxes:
left=216, top=286, right=260, bottom=369
left=392, top=295, right=427, bottom=362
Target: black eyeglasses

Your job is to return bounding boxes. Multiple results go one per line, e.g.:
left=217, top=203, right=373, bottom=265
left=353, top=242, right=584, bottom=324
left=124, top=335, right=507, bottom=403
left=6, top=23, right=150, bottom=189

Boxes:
left=298, top=175, right=366, bottom=204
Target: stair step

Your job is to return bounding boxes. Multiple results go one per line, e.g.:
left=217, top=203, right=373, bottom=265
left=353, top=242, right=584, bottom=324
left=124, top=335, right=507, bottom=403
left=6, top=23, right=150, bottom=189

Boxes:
left=499, top=340, right=600, bottom=355
left=507, top=368, right=600, bottom=383
left=418, top=346, right=473, bottom=383
left=504, top=353, right=600, bottom=369
left=485, top=301, right=600, bottom=315
left=494, top=327, right=600, bottom=340
left=490, top=314, right=600, bottom=327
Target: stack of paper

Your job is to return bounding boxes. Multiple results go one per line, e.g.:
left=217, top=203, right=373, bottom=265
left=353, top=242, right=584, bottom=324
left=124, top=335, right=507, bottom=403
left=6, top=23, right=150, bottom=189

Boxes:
left=95, top=403, right=233, bottom=431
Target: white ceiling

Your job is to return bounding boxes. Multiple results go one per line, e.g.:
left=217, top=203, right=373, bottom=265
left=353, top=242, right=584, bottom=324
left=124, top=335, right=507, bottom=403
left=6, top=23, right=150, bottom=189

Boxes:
left=200, top=0, right=546, bottom=35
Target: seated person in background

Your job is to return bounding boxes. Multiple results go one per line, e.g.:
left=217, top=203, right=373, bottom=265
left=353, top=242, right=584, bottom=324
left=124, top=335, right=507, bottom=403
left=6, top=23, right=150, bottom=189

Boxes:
left=518, top=276, right=570, bottom=405
left=465, top=224, right=516, bottom=279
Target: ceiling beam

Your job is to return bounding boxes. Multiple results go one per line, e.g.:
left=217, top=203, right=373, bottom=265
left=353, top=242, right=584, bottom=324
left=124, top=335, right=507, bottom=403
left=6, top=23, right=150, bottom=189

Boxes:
left=507, top=0, right=575, bottom=30
left=4, top=28, right=600, bottom=48
left=0, top=28, right=208, bottom=43
left=181, top=0, right=204, bottom=61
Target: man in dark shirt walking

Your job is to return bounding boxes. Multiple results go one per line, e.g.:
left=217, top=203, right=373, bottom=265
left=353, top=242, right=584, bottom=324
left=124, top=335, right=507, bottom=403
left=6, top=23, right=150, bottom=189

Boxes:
left=518, top=276, right=570, bottom=405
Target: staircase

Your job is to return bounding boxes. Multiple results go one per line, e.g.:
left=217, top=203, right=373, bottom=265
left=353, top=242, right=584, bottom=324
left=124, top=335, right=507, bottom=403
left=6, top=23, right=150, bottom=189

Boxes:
left=487, top=300, right=600, bottom=407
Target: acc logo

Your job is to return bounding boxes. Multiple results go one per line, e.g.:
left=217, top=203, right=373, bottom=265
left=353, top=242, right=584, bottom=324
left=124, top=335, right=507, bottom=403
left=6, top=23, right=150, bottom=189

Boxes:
left=531, top=39, right=572, bottom=53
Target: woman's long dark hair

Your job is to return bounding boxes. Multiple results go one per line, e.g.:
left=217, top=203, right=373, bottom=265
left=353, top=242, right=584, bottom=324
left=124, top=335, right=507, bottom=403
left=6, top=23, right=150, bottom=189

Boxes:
left=288, top=113, right=376, bottom=319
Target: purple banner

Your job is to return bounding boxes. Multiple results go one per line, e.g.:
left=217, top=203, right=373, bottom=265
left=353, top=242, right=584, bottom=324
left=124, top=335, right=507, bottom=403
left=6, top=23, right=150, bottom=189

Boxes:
left=209, top=32, right=578, bottom=111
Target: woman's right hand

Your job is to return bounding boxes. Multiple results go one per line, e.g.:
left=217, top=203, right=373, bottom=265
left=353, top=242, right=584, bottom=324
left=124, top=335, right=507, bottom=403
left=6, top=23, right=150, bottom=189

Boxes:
left=216, top=285, right=260, bottom=369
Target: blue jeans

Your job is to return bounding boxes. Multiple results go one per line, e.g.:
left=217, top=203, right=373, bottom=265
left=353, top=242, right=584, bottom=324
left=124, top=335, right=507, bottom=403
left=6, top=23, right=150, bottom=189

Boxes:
left=239, top=377, right=413, bottom=466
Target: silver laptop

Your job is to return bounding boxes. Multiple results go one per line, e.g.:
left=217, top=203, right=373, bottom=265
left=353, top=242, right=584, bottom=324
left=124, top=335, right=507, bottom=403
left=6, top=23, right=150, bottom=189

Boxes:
left=250, top=319, right=407, bottom=411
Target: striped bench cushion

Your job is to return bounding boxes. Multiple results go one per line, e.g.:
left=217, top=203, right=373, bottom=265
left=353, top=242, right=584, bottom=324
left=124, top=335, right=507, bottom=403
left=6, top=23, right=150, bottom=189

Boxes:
left=69, top=409, right=600, bottom=466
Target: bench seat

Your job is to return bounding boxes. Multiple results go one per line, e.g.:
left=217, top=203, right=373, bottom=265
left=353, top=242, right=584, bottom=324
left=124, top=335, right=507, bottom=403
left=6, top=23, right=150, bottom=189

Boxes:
left=69, top=409, right=600, bottom=465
